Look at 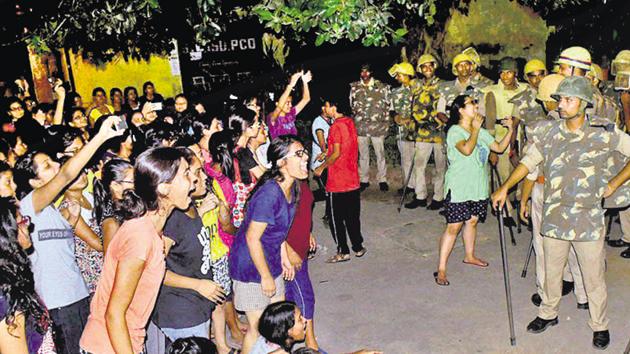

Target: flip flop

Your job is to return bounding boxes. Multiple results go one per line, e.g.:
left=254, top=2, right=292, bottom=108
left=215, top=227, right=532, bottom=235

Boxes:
left=433, top=271, right=450, bottom=286
left=462, top=260, right=489, bottom=267
left=326, top=253, right=350, bottom=263
left=355, top=248, right=367, bottom=257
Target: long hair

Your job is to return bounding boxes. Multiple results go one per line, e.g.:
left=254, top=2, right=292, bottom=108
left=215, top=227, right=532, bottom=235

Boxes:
left=118, top=147, right=185, bottom=220
left=258, top=301, right=299, bottom=352
left=227, top=108, right=257, bottom=146
left=447, top=94, right=471, bottom=133
left=13, top=151, right=41, bottom=199
left=247, top=135, right=302, bottom=206
left=93, top=158, right=133, bottom=224
left=208, top=130, right=235, bottom=180
left=0, top=198, right=49, bottom=335
left=167, top=336, right=217, bottom=354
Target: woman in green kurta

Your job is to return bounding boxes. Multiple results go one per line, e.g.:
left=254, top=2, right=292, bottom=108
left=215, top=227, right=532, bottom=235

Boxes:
left=434, top=93, right=513, bottom=286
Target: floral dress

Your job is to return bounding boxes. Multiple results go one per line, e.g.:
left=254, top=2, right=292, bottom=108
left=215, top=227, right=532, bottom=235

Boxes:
left=60, top=192, right=103, bottom=294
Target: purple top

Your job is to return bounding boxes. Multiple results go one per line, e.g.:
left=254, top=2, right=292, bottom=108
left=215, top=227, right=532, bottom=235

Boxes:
left=267, top=107, right=297, bottom=139
left=0, top=293, right=44, bottom=353
left=229, top=179, right=296, bottom=283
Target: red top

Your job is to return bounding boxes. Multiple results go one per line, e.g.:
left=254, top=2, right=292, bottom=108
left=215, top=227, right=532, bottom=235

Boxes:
left=326, top=117, right=359, bottom=193
left=286, top=180, right=314, bottom=260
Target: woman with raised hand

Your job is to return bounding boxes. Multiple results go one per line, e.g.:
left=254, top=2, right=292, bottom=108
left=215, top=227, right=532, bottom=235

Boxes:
left=12, top=115, right=123, bottom=354
left=80, top=147, right=195, bottom=354
left=435, top=94, right=513, bottom=286
left=267, top=71, right=312, bottom=139
left=229, top=135, right=309, bottom=354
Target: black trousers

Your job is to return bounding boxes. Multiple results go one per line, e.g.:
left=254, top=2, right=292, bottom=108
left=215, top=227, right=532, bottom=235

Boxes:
left=328, top=188, right=364, bottom=254
left=315, top=169, right=331, bottom=219
left=49, top=296, right=90, bottom=354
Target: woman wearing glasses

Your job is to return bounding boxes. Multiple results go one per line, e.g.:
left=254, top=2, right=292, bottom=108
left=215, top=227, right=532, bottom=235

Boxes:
left=229, top=135, right=309, bottom=354
left=435, top=93, right=513, bottom=286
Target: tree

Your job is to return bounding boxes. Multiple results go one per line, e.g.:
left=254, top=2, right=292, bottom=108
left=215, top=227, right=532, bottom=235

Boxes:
left=2, top=0, right=616, bottom=66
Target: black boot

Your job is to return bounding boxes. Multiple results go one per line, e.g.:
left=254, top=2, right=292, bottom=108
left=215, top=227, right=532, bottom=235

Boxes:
left=359, top=182, right=370, bottom=192
left=577, top=302, right=589, bottom=310
left=621, top=246, right=630, bottom=258
left=526, top=317, right=558, bottom=333
left=607, top=239, right=630, bottom=247
left=562, top=280, right=574, bottom=296
left=379, top=182, right=389, bottom=192
left=427, top=200, right=443, bottom=210
left=592, top=330, right=610, bottom=350
left=405, top=198, right=427, bottom=209
left=531, top=293, right=541, bottom=307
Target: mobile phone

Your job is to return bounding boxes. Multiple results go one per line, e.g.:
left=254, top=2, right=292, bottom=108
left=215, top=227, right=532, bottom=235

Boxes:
left=150, top=102, right=163, bottom=111
left=113, top=116, right=128, bottom=131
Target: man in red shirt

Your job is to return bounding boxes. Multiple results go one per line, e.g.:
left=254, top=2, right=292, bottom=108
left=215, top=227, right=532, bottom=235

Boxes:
left=314, top=100, right=367, bottom=263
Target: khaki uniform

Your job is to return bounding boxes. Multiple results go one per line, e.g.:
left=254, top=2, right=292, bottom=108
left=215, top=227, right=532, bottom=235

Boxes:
left=349, top=78, right=391, bottom=183
left=521, top=115, right=630, bottom=331
left=484, top=82, right=528, bottom=192
left=523, top=111, right=587, bottom=303
left=391, top=79, right=419, bottom=189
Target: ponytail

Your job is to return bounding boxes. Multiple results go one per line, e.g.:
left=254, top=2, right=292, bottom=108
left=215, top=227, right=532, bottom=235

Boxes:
left=117, top=189, right=147, bottom=221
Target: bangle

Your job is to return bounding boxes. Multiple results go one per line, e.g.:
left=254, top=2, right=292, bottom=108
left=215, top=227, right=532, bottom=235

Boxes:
left=24, top=245, right=34, bottom=256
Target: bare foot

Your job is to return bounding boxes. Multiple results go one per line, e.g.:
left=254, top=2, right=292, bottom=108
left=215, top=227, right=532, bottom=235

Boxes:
left=433, top=271, right=449, bottom=286
left=463, top=257, right=489, bottom=267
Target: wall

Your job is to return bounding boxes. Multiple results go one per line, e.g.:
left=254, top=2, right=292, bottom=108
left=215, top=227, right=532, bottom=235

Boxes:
left=443, top=0, right=550, bottom=68
left=67, top=50, right=183, bottom=104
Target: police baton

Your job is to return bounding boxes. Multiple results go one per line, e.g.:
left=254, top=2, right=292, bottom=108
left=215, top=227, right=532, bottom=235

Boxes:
left=397, top=145, right=417, bottom=213
left=624, top=335, right=630, bottom=354
left=494, top=201, right=517, bottom=346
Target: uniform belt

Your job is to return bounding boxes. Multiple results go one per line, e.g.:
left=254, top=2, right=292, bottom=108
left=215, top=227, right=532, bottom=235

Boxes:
left=536, top=176, right=545, bottom=184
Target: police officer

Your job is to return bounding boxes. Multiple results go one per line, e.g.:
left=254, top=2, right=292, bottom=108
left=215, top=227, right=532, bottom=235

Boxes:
left=518, top=74, right=588, bottom=309
left=389, top=62, right=419, bottom=197
left=349, top=64, right=391, bottom=192
left=462, top=46, right=494, bottom=86
left=492, top=76, right=630, bottom=350
left=404, top=54, right=446, bottom=209
left=484, top=57, right=527, bottom=199
left=436, top=52, right=490, bottom=117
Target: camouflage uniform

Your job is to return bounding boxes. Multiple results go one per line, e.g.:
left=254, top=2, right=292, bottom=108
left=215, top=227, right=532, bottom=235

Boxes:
left=436, top=76, right=489, bottom=115
left=522, top=110, right=587, bottom=303
left=349, top=78, right=391, bottom=184
left=510, top=85, right=546, bottom=155
left=403, top=76, right=447, bottom=201
left=391, top=79, right=419, bottom=189
left=520, top=114, right=630, bottom=332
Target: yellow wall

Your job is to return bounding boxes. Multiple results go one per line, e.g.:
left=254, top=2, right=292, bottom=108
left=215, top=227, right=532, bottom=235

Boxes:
left=68, top=51, right=183, bottom=105
left=443, top=0, right=550, bottom=66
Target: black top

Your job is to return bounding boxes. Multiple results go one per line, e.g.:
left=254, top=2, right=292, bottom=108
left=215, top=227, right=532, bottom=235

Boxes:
left=152, top=209, right=215, bottom=329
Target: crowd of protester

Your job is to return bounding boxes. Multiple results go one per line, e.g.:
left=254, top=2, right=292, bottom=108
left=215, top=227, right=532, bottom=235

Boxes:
left=1, top=42, right=630, bottom=353
left=0, top=70, right=385, bottom=354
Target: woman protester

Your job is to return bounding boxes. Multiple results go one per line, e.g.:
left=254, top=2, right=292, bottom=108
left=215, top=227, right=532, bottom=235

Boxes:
left=152, top=149, right=227, bottom=346
left=0, top=198, right=50, bottom=354
left=229, top=135, right=309, bottom=354
left=435, top=93, right=513, bottom=286
left=229, top=109, right=265, bottom=228
left=267, top=71, right=312, bottom=139
left=13, top=116, right=123, bottom=354
left=93, top=158, right=134, bottom=253
left=80, top=147, right=195, bottom=354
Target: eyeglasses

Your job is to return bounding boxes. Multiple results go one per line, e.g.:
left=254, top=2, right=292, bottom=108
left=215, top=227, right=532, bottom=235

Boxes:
left=465, top=99, right=479, bottom=106
left=285, top=149, right=309, bottom=159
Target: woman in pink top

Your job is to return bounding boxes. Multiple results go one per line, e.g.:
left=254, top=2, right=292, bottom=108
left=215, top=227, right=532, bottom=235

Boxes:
left=80, top=147, right=195, bottom=354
